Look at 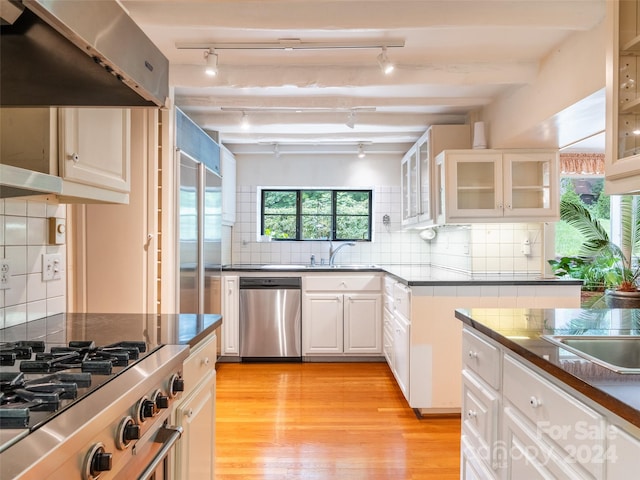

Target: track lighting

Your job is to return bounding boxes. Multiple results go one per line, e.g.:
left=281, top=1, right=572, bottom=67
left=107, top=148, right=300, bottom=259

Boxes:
left=357, top=144, right=366, bottom=158
left=377, top=47, right=394, bottom=75
left=240, top=111, right=250, bottom=130
left=204, top=49, right=218, bottom=77
left=346, top=111, right=356, bottom=129
left=273, top=143, right=281, bottom=158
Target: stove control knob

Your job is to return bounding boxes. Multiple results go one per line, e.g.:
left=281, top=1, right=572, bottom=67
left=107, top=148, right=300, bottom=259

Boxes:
left=156, top=394, right=170, bottom=409
left=83, top=443, right=112, bottom=480
left=142, top=399, right=156, bottom=419
left=169, top=373, right=185, bottom=397
left=137, top=396, right=156, bottom=423
left=116, top=416, right=140, bottom=450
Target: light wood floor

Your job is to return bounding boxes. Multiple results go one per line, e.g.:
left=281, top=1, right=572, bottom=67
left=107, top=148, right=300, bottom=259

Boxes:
left=214, top=362, right=461, bottom=479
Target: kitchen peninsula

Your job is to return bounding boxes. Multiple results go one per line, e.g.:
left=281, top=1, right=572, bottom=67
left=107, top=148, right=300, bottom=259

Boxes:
left=222, top=264, right=582, bottom=414
left=456, top=308, right=640, bottom=479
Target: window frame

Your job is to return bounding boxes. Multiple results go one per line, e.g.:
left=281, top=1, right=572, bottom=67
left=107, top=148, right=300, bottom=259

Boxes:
left=260, top=188, right=373, bottom=241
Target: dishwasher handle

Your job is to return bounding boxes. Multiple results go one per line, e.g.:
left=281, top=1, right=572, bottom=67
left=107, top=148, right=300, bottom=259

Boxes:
left=239, top=277, right=301, bottom=289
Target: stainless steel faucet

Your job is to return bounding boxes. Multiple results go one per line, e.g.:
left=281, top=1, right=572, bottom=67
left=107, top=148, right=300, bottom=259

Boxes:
left=329, top=241, right=356, bottom=265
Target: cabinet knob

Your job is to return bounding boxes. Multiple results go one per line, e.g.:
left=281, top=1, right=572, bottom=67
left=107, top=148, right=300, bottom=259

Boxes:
left=186, top=409, right=194, bottom=418
left=467, top=410, right=477, bottom=419
left=202, top=356, right=210, bottom=366
left=506, top=204, right=512, bottom=210
left=71, top=152, right=80, bottom=163
left=529, top=396, right=542, bottom=408
left=468, top=350, right=478, bottom=359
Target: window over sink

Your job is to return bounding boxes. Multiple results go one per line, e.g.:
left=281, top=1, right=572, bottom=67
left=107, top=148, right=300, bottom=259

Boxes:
left=260, top=189, right=372, bottom=241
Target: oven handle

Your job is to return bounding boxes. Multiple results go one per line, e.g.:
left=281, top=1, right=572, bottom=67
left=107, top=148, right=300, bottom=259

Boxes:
left=137, top=424, right=183, bottom=480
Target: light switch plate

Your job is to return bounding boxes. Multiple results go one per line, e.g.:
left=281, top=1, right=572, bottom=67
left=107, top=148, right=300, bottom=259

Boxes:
left=42, top=253, right=62, bottom=281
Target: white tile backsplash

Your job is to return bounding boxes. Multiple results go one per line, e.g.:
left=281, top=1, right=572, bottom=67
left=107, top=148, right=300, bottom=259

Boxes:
left=0, top=197, right=66, bottom=327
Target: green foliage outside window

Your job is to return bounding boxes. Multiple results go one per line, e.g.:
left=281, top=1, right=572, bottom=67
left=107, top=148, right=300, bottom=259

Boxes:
left=262, top=189, right=372, bottom=241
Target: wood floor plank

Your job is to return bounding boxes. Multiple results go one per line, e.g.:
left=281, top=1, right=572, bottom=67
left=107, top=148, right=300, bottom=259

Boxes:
left=215, top=362, right=461, bottom=479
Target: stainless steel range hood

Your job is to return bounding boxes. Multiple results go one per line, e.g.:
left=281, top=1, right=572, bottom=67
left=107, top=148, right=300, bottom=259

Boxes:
left=0, top=0, right=169, bottom=107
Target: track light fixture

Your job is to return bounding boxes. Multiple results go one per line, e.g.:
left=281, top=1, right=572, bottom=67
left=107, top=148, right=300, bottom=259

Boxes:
left=240, top=111, right=250, bottom=130
left=377, top=47, right=394, bottom=75
left=204, top=49, right=218, bottom=77
left=273, top=143, right=281, bottom=158
left=357, top=144, right=366, bottom=158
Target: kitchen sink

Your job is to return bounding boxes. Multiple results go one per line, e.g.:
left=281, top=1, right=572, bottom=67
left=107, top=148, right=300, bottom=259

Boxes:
left=260, top=264, right=380, bottom=270
left=542, top=335, right=640, bottom=374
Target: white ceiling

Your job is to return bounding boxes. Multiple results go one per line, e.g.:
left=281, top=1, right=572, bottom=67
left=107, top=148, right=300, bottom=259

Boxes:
left=123, top=0, right=606, bottom=154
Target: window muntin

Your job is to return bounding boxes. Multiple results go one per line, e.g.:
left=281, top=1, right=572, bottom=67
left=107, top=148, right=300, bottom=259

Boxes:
left=261, top=189, right=372, bottom=241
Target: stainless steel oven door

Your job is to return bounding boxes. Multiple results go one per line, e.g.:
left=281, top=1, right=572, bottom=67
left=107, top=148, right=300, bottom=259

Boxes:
left=113, top=424, right=183, bottom=480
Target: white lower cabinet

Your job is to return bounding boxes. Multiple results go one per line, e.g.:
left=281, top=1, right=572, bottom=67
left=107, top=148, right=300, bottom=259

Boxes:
left=173, top=332, right=217, bottom=480
left=303, top=292, right=382, bottom=354
left=174, top=371, right=216, bottom=479
left=462, top=325, right=640, bottom=479
left=302, top=274, right=382, bottom=356
left=391, top=311, right=410, bottom=399
left=221, top=275, right=239, bottom=356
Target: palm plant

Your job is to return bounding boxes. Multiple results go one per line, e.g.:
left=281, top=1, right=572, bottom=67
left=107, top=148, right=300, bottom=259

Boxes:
left=557, top=196, right=640, bottom=292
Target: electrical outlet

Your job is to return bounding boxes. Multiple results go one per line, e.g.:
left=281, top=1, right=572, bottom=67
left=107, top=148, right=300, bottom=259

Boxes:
left=42, top=253, right=62, bottom=281
left=0, top=259, right=10, bottom=290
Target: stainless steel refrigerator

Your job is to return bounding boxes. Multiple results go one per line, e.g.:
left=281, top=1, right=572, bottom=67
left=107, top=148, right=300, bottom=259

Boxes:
left=176, top=109, right=222, bottom=318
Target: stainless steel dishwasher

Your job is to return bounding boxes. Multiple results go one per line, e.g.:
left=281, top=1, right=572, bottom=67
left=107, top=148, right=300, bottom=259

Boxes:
left=239, top=277, right=302, bottom=361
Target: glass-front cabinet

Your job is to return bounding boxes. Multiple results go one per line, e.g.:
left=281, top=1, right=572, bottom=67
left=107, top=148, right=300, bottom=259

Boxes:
left=401, top=124, right=471, bottom=227
left=605, top=0, right=640, bottom=194
left=401, top=145, right=419, bottom=225
left=436, top=149, right=559, bottom=224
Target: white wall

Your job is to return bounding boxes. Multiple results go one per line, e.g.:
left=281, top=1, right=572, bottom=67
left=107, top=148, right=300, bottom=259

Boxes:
left=485, top=18, right=606, bottom=148
left=0, top=197, right=66, bottom=328
left=230, top=151, right=545, bottom=275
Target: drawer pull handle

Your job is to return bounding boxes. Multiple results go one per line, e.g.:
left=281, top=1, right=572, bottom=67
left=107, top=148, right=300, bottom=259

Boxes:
left=529, top=396, right=542, bottom=408
left=202, top=357, right=210, bottom=366
left=468, top=350, right=478, bottom=359
left=466, top=410, right=477, bottom=419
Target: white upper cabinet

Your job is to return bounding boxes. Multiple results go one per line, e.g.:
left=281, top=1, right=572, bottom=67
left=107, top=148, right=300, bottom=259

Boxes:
left=59, top=108, right=130, bottom=201
left=0, top=107, right=131, bottom=203
left=605, top=0, right=640, bottom=194
left=435, top=149, right=559, bottom=224
left=221, top=146, right=236, bottom=226
left=401, top=124, right=471, bottom=228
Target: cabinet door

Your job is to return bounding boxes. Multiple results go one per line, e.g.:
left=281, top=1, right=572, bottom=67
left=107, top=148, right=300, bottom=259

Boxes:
left=221, top=147, right=236, bottom=226
left=605, top=0, right=640, bottom=193
left=444, top=151, right=503, bottom=220
left=174, top=371, right=216, bottom=480
left=59, top=108, right=130, bottom=193
left=502, top=152, right=558, bottom=219
left=606, top=424, right=640, bottom=477
left=343, top=293, right=382, bottom=353
left=401, top=145, right=419, bottom=225
left=303, top=294, right=343, bottom=354
left=392, top=312, right=410, bottom=400
left=221, top=276, right=239, bottom=356
left=417, top=131, right=433, bottom=224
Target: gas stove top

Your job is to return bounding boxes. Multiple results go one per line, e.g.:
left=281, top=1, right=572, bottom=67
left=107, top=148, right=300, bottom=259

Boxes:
left=0, top=339, right=154, bottom=433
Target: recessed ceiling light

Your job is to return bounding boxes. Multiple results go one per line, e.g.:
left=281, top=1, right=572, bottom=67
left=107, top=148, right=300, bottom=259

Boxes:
left=358, top=143, right=366, bottom=158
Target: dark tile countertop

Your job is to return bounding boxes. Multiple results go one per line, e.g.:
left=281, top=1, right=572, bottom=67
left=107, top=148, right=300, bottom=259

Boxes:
left=0, top=313, right=222, bottom=350
left=223, top=263, right=583, bottom=287
left=455, top=308, right=640, bottom=428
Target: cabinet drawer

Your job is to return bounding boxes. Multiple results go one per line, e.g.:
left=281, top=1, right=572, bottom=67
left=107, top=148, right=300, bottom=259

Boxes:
left=384, top=275, right=396, bottom=297
left=305, top=275, right=381, bottom=292
left=461, top=435, right=499, bottom=480
left=182, top=333, right=217, bottom=395
left=503, top=354, right=604, bottom=479
left=462, top=370, right=500, bottom=470
left=462, top=328, right=501, bottom=390
left=392, top=283, right=411, bottom=319
left=503, top=406, right=585, bottom=479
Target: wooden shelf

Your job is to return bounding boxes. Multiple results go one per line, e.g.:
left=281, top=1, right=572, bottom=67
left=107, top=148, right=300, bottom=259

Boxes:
left=620, top=97, right=640, bottom=114
left=622, top=34, right=640, bottom=53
